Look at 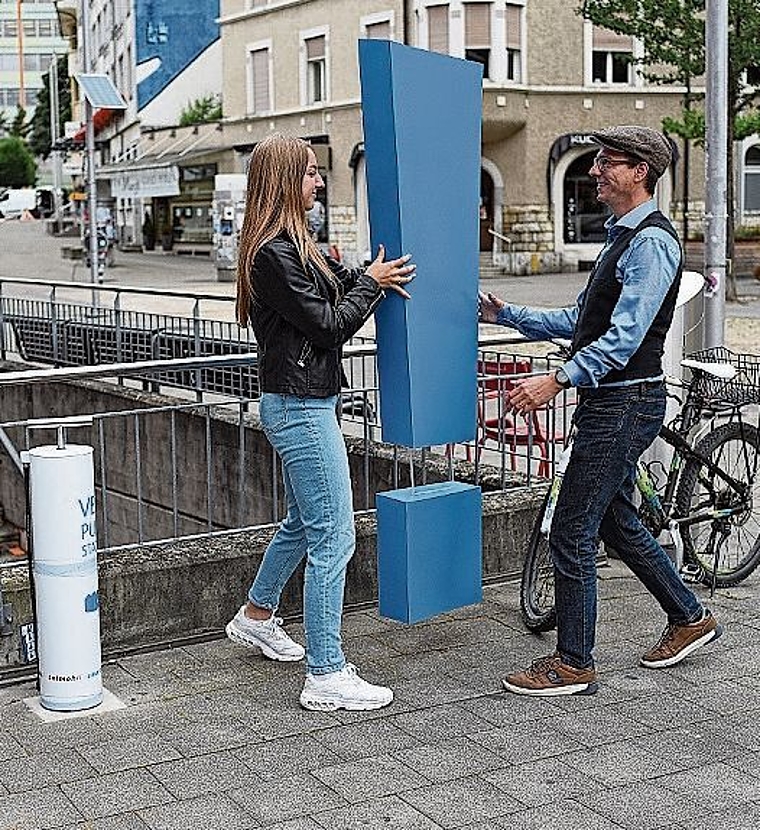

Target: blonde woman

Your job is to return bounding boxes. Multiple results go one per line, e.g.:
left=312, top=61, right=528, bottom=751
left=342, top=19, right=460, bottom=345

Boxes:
left=227, top=134, right=415, bottom=711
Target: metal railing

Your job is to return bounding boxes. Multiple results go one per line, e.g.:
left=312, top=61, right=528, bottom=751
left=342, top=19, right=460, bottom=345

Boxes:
left=0, top=276, right=377, bottom=402
left=0, top=349, right=572, bottom=555
left=0, top=276, right=575, bottom=558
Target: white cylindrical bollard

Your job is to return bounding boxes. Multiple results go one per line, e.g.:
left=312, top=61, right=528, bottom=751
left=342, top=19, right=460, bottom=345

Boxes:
left=29, top=444, right=103, bottom=711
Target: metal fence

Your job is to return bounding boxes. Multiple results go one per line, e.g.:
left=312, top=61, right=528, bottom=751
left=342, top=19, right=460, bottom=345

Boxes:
left=0, top=278, right=574, bottom=556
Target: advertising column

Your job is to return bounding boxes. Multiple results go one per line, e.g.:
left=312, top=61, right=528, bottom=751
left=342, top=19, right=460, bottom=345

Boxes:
left=29, top=444, right=103, bottom=711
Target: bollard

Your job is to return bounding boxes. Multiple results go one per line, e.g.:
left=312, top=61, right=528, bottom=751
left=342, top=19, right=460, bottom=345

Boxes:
left=28, top=444, right=102, bottom=711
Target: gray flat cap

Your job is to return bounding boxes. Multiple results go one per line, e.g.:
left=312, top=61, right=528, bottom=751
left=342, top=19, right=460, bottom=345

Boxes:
left=591, top=125, right=672, bottom=178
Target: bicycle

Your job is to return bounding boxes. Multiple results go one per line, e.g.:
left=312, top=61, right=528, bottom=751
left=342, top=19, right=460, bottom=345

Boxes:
left=520, top=346, right=760, bottom=633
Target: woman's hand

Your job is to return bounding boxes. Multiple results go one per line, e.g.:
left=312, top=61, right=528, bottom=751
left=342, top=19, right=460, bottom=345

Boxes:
left=478, top=291, right=505, bottom=323
left=365, top=244, right=416, bottom=299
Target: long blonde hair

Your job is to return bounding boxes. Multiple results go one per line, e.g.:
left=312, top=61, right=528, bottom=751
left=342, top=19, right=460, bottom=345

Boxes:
left=236, top=134, right=335, bottom=326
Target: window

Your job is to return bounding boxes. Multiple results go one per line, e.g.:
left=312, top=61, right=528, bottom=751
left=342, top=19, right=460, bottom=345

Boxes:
left=464, top=3, right=491, bottom=79
left=365, top=20, right=391, bottom=40
left=505, top=3, right=522, bottom=82
left=305, top=35, right=326, bottom=104
left=249, top=46, right=271, bottom=113
left=427, top=4, right=449, bottom=54
left=125, top=43, right=132, bottom=100
left=592, top=26, right=632, bottom=84
left=38, top=19, right=54, bottom=37
left=744, top=145, right=760, bottom=213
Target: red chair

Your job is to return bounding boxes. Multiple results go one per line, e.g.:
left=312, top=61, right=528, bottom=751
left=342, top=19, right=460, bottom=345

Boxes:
left=475, top=358, right=559, bottom=477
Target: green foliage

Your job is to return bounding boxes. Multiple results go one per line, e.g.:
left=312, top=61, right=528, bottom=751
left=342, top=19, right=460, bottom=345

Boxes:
left=29, top=57, right=72, bottom=159
left=579, top=1, right=760, bottom=300
left=178, top=95, right=222, bottom=127
left=736, top=109, right=760, bottom=141
left=0, top=136, right=37, bottom=187
left=662, top=109, right=706, bottom=145
left=10, top=106, right=32, bottom=139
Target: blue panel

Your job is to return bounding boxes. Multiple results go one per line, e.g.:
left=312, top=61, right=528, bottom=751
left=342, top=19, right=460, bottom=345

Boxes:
left=135, top=0, right=220, bottom=110
left=359, top=41, right=482, bottom=448
left=376, top=482, right=482, bottom=624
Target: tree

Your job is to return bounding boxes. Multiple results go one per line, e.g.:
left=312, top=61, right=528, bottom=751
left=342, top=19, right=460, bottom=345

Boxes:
left=579, top=0, right=760, bottom=301
left=29, top=56, right=72, bottom=159
left=9, top=106, right=32, bottom=139
left=178, top=95, right=222, bottom=127
left=0, top=136, right=37, bottom=187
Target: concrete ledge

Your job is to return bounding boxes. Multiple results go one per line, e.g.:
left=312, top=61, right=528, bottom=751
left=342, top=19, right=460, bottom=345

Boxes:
left=0, top=487, right=545, bottom=667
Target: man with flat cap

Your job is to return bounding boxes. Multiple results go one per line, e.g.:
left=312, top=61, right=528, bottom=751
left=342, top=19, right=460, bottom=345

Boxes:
left=479, top=125, right=722, bottom=696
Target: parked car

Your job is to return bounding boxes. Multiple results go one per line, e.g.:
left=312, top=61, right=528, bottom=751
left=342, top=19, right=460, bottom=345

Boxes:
left=0, top=188, right=36, bottom=219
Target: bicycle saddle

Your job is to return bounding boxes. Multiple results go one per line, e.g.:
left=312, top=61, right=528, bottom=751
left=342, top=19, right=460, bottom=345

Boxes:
left=680, top=358, right=736, bottom=379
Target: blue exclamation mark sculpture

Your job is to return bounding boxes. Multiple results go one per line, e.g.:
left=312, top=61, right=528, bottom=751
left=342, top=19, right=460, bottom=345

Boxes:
left=359, top=40, right=483, bottom=623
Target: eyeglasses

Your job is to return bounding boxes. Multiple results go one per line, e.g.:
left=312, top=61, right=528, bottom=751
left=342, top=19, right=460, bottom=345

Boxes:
left=592, top=155, right=639, bottom=172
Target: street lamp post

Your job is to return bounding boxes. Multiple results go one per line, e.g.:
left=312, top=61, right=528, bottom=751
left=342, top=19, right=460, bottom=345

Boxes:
left=79, top=0, right=100, bottom=294
left=48, top=58, right=63, bottom=229
left=703, top=0, right=729, bottom=349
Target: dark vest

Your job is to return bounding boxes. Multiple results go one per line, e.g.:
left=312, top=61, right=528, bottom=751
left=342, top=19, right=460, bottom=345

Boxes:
left=571, top=211, right=683, bottom=385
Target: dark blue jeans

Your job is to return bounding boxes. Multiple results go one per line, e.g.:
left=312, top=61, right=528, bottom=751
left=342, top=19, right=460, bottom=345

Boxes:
left=551, top=383, right=703, bottom=669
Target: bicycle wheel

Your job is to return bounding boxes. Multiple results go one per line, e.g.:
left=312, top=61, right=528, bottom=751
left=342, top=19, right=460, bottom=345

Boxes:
left=520, top=491, right=557, bottom=632
left=675, top=421, right=760, bottom=587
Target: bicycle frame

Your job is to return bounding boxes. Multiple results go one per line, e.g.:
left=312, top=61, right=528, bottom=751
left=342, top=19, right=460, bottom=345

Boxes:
left=635, top=415, right=757, bottom=570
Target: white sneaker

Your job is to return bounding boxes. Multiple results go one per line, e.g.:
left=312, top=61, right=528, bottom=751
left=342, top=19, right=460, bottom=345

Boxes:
left=225, top=606, right=305, bottom=662
left=299, top=663, right=393, bottom=711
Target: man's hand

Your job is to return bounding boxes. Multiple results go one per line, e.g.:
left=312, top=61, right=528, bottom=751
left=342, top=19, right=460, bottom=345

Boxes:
left=506, top=373, right=563, bottom=414
left=478, top=290, right=505, bottom=324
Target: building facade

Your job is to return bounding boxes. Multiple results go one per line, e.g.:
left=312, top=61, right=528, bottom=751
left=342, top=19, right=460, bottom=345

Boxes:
left=214, top=0, right=709, bottom=270
left=58, top=0, right=225, bottom=250
left=67, top=0, right=760, bottom=271
left=0, top=0, right=67, bottom=124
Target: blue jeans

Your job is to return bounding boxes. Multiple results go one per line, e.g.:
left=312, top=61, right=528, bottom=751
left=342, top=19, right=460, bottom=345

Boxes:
left=551, top=383, right=703, bottom=669
left=249, top=393, right=353, bottom=675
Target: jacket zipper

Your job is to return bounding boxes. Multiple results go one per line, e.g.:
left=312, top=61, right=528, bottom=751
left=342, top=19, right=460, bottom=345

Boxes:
left=297, top=339, right=313, bottom=368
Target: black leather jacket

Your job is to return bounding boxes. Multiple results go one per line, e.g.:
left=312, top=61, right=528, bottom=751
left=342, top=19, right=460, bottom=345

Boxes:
left=250, top=234, right=384, bottom=397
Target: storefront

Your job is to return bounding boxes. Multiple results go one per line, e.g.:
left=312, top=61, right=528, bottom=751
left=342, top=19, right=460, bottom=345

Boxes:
left=105, top=150, right=227, bottom=254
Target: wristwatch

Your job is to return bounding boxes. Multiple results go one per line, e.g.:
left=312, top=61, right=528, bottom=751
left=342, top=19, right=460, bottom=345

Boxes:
left=554, top=368, right=572, bottom=389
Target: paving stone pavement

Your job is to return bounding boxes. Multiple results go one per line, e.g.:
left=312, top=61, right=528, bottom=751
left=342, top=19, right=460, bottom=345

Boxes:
left=2, top=218, right=760, bottom=829
left=1, top=560, right=759, bottom=830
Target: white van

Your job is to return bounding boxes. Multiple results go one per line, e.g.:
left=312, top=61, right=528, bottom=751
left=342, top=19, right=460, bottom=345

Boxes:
left=0, top=189, right=37, bottom=219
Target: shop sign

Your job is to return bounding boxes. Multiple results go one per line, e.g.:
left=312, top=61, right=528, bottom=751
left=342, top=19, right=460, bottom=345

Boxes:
left=111, top=165, right=181, bottom=199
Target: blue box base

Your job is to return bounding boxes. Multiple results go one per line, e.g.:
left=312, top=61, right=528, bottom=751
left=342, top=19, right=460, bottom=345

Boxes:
left=376, top=481, right=482, bottom=624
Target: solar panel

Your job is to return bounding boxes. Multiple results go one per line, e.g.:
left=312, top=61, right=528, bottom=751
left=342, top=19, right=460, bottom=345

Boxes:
left=76, top=74, right=128, bottom=110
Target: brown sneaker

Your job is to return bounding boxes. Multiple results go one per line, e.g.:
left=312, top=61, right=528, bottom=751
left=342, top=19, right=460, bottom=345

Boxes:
left=640, top=609, right=723, bottom=669
left=502, top=652, right=598, bottom=697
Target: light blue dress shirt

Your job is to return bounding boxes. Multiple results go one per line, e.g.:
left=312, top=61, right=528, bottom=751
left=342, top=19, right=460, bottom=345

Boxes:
left=496, top=199, right=681, bottom=388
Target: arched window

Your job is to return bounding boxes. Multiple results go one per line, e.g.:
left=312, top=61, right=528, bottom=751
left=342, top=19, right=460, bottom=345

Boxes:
left=743, top=145, right=760, bottom=213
